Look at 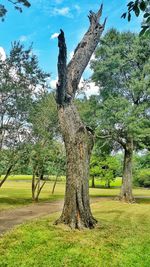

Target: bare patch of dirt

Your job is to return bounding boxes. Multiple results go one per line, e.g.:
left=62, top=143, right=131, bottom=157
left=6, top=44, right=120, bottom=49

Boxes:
left=3, top=196, right=146, bottom=235
left=0, top=200, right=64, bottom=235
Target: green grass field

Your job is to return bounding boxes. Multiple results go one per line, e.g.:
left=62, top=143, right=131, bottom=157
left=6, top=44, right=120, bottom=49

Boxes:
left=0, top=174, right=66, bottom=181
left=0, top=200, right=150, bottom=267
left=0, top=178, right=149, bottom=211
left=1, top=175, right=122, bottom=185
left=0, top=176, right=150, bottom=266
left=0, top=181, right=65, bottom=211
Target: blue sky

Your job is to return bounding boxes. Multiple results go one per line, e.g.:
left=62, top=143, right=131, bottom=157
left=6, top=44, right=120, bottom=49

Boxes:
left=0, top=0, right=142, bottom=84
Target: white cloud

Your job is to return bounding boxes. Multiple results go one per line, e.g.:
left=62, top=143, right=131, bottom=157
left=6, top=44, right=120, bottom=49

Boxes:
left=50, top=32, right=59, bottom=39
left=0, top=47, right=6, bottom=61
left=83, top=53, right=96, bottom=77
left=49, top=78, right=58, bottom=89
left=79, top=78, right=99, bottom=99
left=48, top=76, right=99, bottom=98
left=19, top=35, right=28, bottom=42
left=87, top=53, right=95, bottom=70
left=69, top=51, right=74, bottom=60
left=85, top=81, right=99, bottom=98
left=52, top=7, right=72, bottom=17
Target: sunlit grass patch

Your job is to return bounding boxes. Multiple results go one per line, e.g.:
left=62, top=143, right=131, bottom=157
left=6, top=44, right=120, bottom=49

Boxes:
left=0, top=200, right=150, bottom=267
left=0, top=179, right=149, bottom=211
left=0, top=181, right=65, bottom=211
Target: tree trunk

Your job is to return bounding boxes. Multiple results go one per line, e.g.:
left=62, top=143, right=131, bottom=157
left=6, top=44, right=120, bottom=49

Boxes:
left=52, top=173, right=59, bottom=194
left=120, top=139, right=134, bottom=202
left=91, top=176, right=95, bottom=188
left=32, top=174, right=35, bottom=200
left=56, top=105, right=97, bottom=229
left=55, top=6, right=106, bottom=229
left=0, top=164, right=13, bottom=188
left=32, top=170, right=46, bottom=202
left=105, top=180, right=110, bottom=188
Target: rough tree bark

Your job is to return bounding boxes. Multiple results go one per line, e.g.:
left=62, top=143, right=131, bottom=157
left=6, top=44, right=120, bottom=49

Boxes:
left=55, top=5, right=106, bottom=229
left=120, top=138, right=134, bottom=203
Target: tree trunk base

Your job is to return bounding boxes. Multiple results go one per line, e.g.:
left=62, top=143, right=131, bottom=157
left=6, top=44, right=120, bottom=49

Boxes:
left=118, top=194, right=135, bottom=203
left=55, top=214, right=97, bottom=230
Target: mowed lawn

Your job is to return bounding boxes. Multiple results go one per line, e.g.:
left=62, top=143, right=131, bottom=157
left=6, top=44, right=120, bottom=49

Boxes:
left=0, top=181, right=65, bottom=211
left=0, top=176, right=150, bottom=211
left=0, top=200, right=150, bottom=267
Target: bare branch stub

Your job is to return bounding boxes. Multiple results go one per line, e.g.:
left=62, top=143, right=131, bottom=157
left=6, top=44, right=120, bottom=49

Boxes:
left=56, top=29, right=67, bottom=106
left=66, top=4, right=106, bottom=97
left=56, top=4, right=106, bottom=106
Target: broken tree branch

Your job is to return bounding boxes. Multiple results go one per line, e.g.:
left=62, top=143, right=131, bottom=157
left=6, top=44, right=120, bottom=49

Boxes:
left=66, top=4, right=106, bottom=96
left=56, top=29, right=67, bottom=106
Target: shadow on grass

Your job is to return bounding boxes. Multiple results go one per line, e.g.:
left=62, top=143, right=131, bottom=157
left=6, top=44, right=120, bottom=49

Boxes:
left=0, top=195, right=64, bottom=207
left=89, top=185, right=121, bottom=189
left=0, top=197, right=33, bottom=206
left=135, top=198, right=150, bottom=204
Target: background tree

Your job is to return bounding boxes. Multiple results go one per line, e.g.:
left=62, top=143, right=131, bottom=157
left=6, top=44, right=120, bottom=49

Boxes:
left=0, top=42, right=49, bottom=187
left=28, top=93, right=59, bottom=201
left=133, top=152, right=150, bottom=187
left=91, top=29, right=150, bottom=202
left=90, top=154, right=101, bottom=188
left=98, top=156, right=121, bottom=188
left=0, top=0, right=30, bottom=21
left=55, top=6, right=106, bottom=229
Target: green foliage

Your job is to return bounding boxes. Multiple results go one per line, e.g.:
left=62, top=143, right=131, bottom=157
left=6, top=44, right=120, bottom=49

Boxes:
left=76, top=96, right=100, bottom=130
left=29, top=93, right=58, bottom=141
left=133, top=152, right=150, bottom=187
left=90, top=155, right=102, bottom=177
left=0, top=42, right=49, bottom=182
left=99, top=156, right=121, bottom=188
left=0, top=42, right=49, bottom=150
left=91, top=29, right=150, bottom=150
left=90, top=154, right=121, bottom=188
left=133, top=152, right=150, bottom=169
left=28, top=93, right=65, bottom=179
left=134, top=168, right=150, bottom=187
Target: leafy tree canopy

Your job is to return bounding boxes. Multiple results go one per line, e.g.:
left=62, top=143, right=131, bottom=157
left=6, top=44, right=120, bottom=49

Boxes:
left=91, top=29, right=150, bottom=150
left=0, top=42, right=49, bottom=186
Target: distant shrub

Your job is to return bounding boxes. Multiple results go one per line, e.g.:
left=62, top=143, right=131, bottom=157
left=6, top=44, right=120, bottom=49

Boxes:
left=133, top=169, right=150, bottom=188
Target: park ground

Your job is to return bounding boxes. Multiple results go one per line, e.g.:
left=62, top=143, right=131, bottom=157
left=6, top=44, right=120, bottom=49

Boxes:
left=0, top=176, right=150, bottom=267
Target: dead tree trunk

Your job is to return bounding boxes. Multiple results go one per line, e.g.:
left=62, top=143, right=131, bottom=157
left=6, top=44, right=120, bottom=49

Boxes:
left=120, top=138, right=134, bottom=202
left=55, top=5, right=106, bottom=229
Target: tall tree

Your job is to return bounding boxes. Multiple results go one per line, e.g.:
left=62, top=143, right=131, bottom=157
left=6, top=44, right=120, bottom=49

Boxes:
left=55, top=5, right=106, bottom=229
left=28, top=93, right=58, bottom=201
left=0, top=42, right=49, bottom=187
left=91, top=29, right=150, bottom=202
